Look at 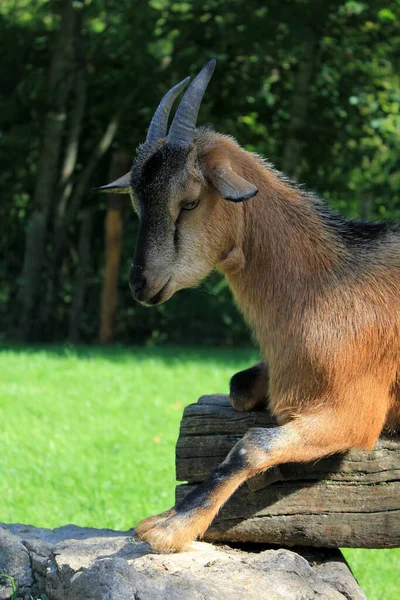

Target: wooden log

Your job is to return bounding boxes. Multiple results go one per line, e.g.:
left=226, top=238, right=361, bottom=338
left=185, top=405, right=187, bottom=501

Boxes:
left=175, top=394, right=400, bottom=548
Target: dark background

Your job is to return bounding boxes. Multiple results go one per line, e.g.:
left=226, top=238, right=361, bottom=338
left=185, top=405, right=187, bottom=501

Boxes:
left=1, top=0, right=399, bottom=346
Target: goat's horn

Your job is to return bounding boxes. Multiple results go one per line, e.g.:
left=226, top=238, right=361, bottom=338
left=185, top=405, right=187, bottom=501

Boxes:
left=146, top=77, right=190, bottom=144
left=167, top=59, right=216, bottom=147
left=92, top=172, right=131, bottom=193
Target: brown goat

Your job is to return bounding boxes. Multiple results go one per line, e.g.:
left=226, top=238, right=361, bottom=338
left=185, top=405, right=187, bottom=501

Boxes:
left=96, top=60, right=400, bottom=552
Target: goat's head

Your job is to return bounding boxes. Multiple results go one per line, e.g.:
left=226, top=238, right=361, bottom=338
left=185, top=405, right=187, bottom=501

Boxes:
left=96, top=60, right=258, bottom=305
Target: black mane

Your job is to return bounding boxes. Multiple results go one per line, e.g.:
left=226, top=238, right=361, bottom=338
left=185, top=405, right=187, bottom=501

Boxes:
left=268, top=160, right=399, bottom=248
left=317, top=209, right=397, bottom=247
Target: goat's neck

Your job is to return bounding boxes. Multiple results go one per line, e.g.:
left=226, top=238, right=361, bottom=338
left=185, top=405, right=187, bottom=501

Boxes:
left=223, top=154, right=344, bottom=347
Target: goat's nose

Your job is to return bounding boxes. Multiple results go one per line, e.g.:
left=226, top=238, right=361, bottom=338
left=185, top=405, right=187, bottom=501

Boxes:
left=129, top=266, right=146, bottom=298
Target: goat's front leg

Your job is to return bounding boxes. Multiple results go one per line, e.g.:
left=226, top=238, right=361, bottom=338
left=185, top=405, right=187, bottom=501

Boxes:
left=229, top=362, right=269, bottom=412
left=135, top=405, right=374, bottom=553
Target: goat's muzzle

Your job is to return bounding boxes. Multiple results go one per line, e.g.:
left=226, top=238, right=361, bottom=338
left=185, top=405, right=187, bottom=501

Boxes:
left=129, top=265, right=171, bottom=306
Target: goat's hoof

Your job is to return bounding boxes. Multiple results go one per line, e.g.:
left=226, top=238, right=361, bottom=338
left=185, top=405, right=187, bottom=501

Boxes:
left=135, top=509, right=195, bottom=553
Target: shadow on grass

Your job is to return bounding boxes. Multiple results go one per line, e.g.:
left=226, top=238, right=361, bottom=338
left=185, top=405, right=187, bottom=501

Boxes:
left=0, top=342, right=259, bottom=369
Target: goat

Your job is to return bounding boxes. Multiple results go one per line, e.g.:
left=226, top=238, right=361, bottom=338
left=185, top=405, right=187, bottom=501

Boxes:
left=96, top=59, right=400, bottom=552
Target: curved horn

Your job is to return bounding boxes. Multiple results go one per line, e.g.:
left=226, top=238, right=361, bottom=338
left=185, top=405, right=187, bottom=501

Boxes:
left=167, top=59, right=216, bottom=147
left=146, top=76, right=190, bottom=144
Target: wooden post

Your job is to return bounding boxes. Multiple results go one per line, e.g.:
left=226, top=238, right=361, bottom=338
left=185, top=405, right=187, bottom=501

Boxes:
left=99, top=151, right=131, bottom=344
left=176, top=395, right=400, bottom=548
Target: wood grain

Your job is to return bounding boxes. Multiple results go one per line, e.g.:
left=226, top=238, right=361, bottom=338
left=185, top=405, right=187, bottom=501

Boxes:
left=175, top=394, right=400, bottom=548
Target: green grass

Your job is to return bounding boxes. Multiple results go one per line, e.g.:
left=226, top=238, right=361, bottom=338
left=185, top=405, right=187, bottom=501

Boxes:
left=0, top=344, right=398, bottom=599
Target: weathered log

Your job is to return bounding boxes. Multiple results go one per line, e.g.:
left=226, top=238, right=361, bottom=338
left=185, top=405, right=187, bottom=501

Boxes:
left=175, top=395, right=400, bottom=548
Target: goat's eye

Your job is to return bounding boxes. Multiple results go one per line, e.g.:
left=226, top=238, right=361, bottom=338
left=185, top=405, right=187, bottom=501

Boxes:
left=182, top=199, right=199, bottom=211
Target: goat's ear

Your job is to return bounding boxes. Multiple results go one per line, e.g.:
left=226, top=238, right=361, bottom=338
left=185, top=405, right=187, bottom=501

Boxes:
left=208, top=163, right=258, bottom=202
left=92, top=172, right=131, bottom=194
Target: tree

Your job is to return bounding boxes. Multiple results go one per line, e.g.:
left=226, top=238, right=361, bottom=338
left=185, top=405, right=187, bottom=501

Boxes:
left=17, top=0, right=84, bottom=339
left=1, top=0, right=400, bottom=345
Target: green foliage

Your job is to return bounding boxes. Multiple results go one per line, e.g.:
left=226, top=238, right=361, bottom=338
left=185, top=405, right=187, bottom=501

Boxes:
left=1, top=0, right=400, bottom=343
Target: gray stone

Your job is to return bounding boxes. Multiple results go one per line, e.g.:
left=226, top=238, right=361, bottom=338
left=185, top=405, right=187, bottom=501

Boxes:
left=0, top=528, right=32, bottom=600
left=0, top=523, right=366, bottom=600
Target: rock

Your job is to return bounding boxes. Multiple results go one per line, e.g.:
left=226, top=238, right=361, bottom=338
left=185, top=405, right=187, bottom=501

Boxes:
left=0, top=523, right=366, bottom=600
left=0, top=528, right=32, bottom=600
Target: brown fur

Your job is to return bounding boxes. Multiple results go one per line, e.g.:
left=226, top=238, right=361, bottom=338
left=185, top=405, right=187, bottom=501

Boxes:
left=131, top=129, right=400, bottom=552
left=214, top=137, right=399, bottom=435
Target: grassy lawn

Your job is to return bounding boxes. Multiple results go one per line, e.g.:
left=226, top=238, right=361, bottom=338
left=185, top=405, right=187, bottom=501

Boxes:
left=0, top=344, right=398, bottom=599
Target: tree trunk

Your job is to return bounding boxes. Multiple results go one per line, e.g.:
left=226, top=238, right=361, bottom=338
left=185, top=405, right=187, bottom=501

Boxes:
left=68, top=210, right=93, bottom=343
left=40, top=59, right=88, bottom=337
left=282, top=35, right=318, bottom=179
left=58, top=66, right=88, bottom=220
left=99, top=152, right=131, bottom=344
left=17, top=0, right=84, bottom=340
left=39, top=99, right=133, bottom=340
